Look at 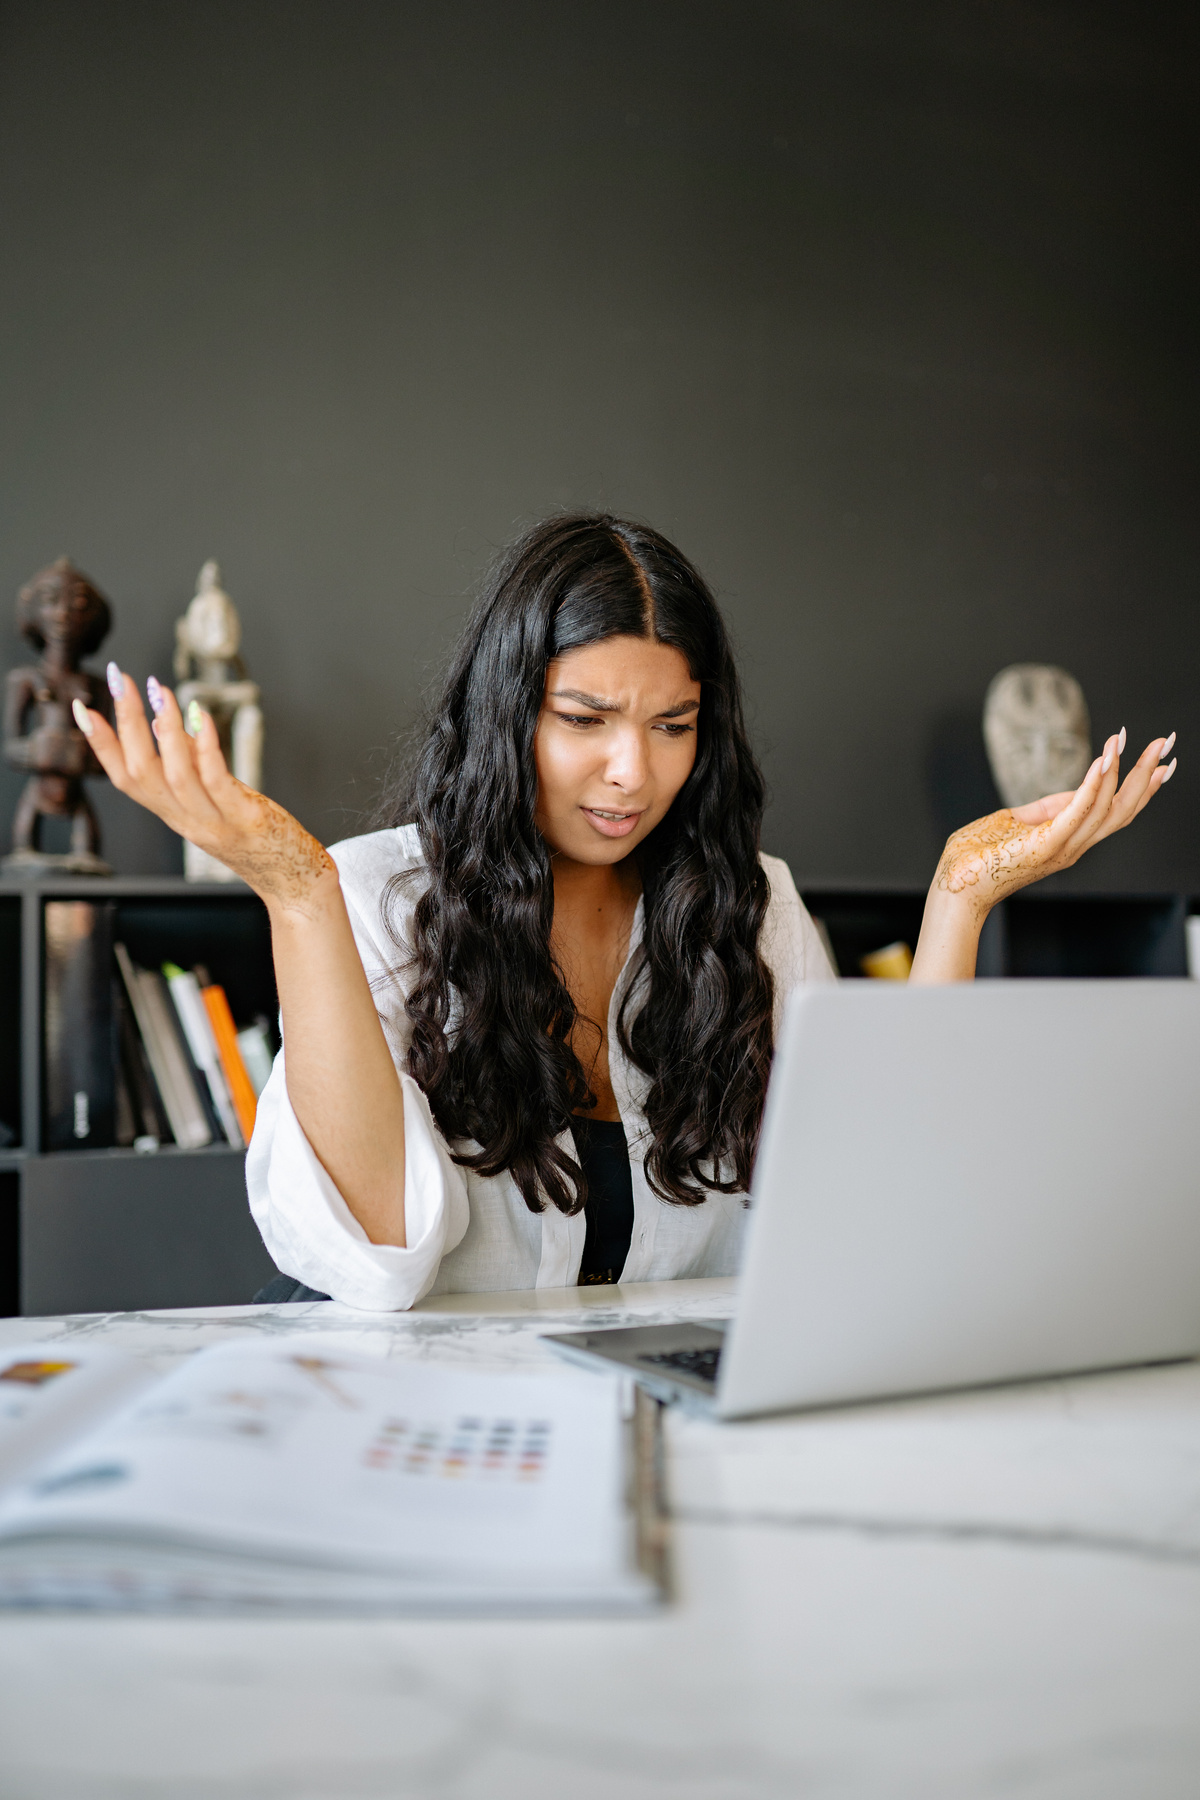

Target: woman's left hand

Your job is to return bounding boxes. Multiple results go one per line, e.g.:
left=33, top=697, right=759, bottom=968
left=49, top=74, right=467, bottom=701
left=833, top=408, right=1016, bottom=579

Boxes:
left=911, top=729, right=1177, bottom=983
left=935, top=729, right=1177, bottom=918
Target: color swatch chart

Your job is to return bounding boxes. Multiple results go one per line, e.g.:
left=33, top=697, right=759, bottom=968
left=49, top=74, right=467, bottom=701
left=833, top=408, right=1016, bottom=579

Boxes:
left=362, top=1414, right=553, bottom=1483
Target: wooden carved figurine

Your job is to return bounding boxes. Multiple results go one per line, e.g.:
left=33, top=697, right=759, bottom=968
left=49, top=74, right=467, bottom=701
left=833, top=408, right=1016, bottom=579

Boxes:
left=3, top=558, right=114, bottom=874
left=174, top=561, right=263, bottom=881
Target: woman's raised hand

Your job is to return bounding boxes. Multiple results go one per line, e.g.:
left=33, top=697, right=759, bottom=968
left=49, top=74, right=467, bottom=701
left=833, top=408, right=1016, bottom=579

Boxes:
left=934, top=728, right=1177, bottom=917
left=73, top=665, right=335, bottom=911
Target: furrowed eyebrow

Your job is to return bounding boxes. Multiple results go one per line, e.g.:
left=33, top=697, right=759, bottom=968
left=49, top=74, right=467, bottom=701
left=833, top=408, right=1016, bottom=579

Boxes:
left=549, top=689, right=700, bottom=719
left=551, top=689, right=619, bottom=712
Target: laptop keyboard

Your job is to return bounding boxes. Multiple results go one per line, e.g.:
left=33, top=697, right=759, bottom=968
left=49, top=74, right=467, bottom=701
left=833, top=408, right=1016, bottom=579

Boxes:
left=636, top=1346, right=722, bottom=1386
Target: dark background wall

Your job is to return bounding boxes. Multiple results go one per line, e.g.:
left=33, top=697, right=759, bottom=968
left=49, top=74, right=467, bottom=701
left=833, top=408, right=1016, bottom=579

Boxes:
left=1, top=0, right=1196, bottom=890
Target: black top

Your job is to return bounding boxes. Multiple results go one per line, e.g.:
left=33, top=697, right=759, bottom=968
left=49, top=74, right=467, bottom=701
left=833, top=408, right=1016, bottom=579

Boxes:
left=570, top=1115, right=634, bottom=1285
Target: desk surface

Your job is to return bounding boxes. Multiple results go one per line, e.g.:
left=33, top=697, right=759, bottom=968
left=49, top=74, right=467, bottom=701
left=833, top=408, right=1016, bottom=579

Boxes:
left=0, top=1280, right=1198, bottom=1799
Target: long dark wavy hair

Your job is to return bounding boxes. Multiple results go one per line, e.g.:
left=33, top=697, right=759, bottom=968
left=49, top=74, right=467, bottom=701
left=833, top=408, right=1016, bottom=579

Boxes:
left=382, top=513, right=775, bottom=1215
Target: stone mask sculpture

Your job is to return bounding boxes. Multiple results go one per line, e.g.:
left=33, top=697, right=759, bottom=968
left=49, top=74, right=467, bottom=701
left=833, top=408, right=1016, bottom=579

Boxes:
left=174, top=561, right=263, bottom=881
left=983, top=663, right=1091, bottom=808
left=3, top=558, right=114, bottom=873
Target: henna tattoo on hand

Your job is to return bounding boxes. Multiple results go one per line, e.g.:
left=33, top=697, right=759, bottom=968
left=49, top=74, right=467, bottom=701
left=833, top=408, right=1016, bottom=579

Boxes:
left=935, top=807, right=1058, bottom=914
left=197, top=782, right=335, bottom=908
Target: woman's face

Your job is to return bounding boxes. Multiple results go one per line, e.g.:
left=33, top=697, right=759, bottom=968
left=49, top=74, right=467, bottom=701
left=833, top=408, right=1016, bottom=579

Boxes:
left=534, top=635, right=701, bottom=867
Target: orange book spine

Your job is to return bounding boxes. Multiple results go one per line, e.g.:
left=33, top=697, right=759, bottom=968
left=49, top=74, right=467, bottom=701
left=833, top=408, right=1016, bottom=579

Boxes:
left=201, top=984, right=258, bottom=1142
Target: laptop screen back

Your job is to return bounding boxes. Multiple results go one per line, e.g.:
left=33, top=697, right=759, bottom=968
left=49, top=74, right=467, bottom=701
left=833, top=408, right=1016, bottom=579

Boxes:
left=717, top=981, right=1200, bottom=1418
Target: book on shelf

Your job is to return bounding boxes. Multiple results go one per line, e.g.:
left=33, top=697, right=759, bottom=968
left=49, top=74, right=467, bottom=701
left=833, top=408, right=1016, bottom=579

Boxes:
left=234, top=1021, right=274, bottom=1098
left=0, top=1337, right=665, bottom=1615
left=163, top=964, right=244, bottom=1149
left=161, top=968, right=228, bottom=1143
left=200, top=982, right=259, bottom=1140
left=113, top=981, right=170, bottom=1149
left=43, top=901, right=117, bottom=1152
left=113, top=944, right=212, bottom=1150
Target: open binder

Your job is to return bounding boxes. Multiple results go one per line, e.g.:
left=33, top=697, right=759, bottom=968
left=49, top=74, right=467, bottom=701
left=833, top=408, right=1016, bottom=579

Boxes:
left=0, top=1337, right=668, bottom=1614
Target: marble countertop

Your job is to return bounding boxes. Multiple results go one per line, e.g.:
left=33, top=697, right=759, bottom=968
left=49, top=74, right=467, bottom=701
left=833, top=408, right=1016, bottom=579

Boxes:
left=0, top=1279, right=1198, bottom=1799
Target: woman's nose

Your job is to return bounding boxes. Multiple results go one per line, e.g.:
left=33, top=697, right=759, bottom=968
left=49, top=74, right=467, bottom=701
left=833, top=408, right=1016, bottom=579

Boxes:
left=603, top=725, right=649, bottom=791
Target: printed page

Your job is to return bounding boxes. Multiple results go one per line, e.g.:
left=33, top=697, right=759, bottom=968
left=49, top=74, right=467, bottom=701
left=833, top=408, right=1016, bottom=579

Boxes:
left=0, top=1340, right=631, bottom=1593
left=0, top=1344, right=153, bottom=1492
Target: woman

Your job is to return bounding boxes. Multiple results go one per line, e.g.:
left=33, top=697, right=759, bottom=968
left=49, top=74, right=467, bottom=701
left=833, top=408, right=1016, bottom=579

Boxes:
left=73, top=515, right=1176, bottom=1308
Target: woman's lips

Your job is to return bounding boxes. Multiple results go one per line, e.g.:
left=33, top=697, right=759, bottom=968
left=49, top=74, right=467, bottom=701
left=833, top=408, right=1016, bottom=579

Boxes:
left=580, top=806, right=644, bottom=839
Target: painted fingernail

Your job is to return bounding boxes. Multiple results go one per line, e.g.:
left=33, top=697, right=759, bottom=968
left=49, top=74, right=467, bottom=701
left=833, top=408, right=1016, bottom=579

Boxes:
left=1101, top=741, right=1114, bottom=774
left=71, top=698, right=94, bottom=738
left=106, top=661, right=125, bottom=700
left=1117, top=726, right=1126, bottom=754
left=1161, top=758, right=1177, bottom=785
left=146, top=676, right=165, bottom=717
left=1161, top=731, right=1176, bottom=760
left=186, top=700, right=203, bottom=735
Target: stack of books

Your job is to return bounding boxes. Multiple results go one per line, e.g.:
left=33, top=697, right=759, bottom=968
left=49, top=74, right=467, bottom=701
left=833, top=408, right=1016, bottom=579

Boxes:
left=43, top=900, right=276, bottom=1153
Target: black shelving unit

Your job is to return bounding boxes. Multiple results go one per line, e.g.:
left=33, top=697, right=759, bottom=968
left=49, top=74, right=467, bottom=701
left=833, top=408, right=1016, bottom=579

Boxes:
left=0, top=876, right=278, bottom=1317
left=0, top=894, right=18, bottom=1156
left=2, top=876, right=1195, bottom=1318
left=802, top=889, right=1192, bottom=979
left=0, top=887, right=18, bottom=1314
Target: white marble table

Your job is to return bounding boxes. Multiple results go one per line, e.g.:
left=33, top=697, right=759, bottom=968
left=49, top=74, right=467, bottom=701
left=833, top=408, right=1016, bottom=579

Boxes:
left=0, top=1278, right=1198, bottom=1799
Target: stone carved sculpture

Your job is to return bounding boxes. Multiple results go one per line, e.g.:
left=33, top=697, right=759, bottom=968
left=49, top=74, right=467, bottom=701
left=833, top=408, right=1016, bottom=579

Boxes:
left=174, top=561, right=263, bottom=882
left=983, top=663, right=1091, bottom=809
left=3, top=559, right=114, bottom=873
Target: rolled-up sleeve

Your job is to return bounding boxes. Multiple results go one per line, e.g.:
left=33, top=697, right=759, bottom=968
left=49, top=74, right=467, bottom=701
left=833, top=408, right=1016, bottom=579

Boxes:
left=246, top=1052, right=471, bottom=1310
left=243, top=825, right=472, bottom=1310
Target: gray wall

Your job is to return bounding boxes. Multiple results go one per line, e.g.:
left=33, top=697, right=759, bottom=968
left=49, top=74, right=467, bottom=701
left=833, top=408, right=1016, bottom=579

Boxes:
left=2, top=0, right=1196, bottom=890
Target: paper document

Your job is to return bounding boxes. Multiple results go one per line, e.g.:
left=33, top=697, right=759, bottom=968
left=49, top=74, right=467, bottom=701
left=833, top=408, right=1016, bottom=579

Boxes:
left=0, top=1343, right=154, bottom=1489
left=0, top=1339, right=665, bottom=1614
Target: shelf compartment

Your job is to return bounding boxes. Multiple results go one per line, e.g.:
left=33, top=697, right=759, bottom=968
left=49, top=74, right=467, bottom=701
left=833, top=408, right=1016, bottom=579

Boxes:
left=801, top=889, right=1190, bottom=980
left=1002, top=894, right=1187, bottom=978
left=34, top=886, right=277, bottom=1158
left=0, top=1170, right=17, bottom=1317
left=20, top=1146, right=276, bottom=1314
left=800, top=890, right=927, bottom=979
left=0, top=896, right=19, bottom=1150
left=109, top=893, right=277, bottom=1044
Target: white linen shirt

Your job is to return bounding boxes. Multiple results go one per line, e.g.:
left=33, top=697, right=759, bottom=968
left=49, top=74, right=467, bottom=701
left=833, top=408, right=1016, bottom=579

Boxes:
left=246, top=825, right=836, bottom=1309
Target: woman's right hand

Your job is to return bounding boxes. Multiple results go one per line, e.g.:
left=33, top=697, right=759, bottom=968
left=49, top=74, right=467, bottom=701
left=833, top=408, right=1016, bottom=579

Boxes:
left=74, top=665, right=335, bottom=913
left=77, top=662, right=409, bottom=1247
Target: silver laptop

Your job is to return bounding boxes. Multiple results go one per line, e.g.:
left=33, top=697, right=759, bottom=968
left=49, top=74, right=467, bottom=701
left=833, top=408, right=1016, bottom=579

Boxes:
left=544, top=981, right=1200, bottom=1417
